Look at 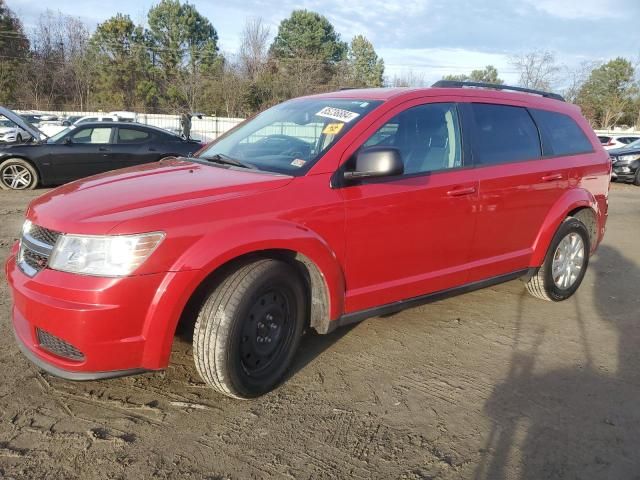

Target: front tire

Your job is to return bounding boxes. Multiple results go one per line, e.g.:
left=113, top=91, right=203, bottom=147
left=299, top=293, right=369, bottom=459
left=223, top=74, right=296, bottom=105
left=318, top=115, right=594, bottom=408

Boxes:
left=526, top=217, right=590, bottom=301
left=193, top=259, right=307, bottom=399
left=0, top=158, right=38, bottom=190
left=16, top=134, right=22, bottom=143
left=633, top=168, right=640, bottom=186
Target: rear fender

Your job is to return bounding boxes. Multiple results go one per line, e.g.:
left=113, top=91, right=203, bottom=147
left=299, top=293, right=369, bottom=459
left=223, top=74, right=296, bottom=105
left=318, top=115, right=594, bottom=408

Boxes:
left=530, top=188, right=599, bottom=266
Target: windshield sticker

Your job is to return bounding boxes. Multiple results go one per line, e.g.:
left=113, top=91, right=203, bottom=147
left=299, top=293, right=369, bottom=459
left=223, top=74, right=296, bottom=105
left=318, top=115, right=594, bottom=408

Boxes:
left=291, top=158, right=306, bottom=168
left=316, top=107, right=360, bottom=123
left=322, top=123, right=344, bottom=135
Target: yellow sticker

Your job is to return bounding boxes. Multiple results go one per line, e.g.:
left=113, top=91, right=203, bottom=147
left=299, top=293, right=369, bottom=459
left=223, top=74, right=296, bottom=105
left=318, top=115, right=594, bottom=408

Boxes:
left=323, top=123, right=344, bottom=135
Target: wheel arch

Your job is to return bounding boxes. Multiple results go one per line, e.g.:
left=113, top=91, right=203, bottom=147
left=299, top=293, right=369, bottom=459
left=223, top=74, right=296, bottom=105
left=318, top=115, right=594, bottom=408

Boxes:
left=178, top=247, right=338, bottom=334
left=530, top=188, right=601, bottom=266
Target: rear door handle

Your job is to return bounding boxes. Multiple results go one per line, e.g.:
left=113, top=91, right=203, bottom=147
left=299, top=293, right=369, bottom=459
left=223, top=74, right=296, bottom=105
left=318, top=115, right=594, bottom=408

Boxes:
left=541, top=173, right=563, bottom=182
left=446, top=186, right=477, bottom=197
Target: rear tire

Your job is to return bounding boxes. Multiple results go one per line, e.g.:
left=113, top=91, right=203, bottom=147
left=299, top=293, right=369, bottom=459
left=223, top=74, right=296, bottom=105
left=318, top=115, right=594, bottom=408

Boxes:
left=193, top=259, right=307, bottom=399
left=526, top=217, right=590, bottom=302
left=0, top=158, right=38, bottom=190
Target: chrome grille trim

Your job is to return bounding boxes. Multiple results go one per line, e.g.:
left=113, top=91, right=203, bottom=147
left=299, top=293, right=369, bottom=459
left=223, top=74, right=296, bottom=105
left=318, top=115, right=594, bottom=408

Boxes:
left=17, top=224, right=61, bottom=277
left=22, top=232, right=55, bottom=256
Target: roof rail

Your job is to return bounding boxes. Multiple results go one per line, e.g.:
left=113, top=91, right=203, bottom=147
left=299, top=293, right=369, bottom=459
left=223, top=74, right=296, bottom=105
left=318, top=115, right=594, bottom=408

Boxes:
left=431, top=80, right=565, bottom=102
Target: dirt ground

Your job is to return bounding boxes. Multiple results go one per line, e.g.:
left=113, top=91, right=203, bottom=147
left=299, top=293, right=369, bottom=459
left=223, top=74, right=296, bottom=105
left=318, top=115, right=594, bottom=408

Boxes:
left=0, top=182, right=639, bottom=480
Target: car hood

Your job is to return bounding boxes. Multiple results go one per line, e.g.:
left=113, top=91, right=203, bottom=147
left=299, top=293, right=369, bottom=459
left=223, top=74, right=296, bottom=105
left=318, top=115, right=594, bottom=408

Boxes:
left=0, top=106, right=45, bottom=139
left=608, top=146, right=640, bottom=156
left=28, top=158, right=293, bottom=234
left=0, top=126, right=16, bottom=134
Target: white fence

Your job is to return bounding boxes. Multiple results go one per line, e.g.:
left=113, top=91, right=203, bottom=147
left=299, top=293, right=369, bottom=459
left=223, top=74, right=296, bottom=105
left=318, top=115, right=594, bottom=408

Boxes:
left=15, top=110, right=245, bottom=142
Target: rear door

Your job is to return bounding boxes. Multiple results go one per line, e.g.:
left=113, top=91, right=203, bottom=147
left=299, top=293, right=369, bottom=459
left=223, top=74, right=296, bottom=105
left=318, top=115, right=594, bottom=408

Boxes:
left=341, top=100, right=479, bottom=313
left=111, top=126, right=160, bottom=169
left=462, top=102, right=568, bottom=282
left=48, top=126, right=116, bottom=183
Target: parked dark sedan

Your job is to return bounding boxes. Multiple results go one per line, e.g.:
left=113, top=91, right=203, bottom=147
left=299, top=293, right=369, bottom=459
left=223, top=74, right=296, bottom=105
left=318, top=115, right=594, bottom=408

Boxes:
left=609, top=139, right=640, bottom=185
left=0, top=107, right=203, bottom=190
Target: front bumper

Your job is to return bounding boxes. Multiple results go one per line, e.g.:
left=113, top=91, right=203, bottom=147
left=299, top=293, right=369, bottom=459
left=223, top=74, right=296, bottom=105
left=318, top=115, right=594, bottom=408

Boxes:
left=611, top=162, right=638, bottom=181
left=5, top=251, right=200, bottom=379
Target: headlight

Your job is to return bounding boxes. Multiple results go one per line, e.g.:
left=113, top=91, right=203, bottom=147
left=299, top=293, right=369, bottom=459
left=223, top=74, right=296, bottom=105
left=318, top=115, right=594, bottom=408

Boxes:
left=49, top=232, right=165, bottom=276
left=618, top=154, right=640, bottom=162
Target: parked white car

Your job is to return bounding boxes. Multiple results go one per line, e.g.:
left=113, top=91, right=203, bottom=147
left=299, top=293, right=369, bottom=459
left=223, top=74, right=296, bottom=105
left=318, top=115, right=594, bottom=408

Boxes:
left=0, top=117, right=31, bottom=143
left=598, top=134, right=640, bottom=150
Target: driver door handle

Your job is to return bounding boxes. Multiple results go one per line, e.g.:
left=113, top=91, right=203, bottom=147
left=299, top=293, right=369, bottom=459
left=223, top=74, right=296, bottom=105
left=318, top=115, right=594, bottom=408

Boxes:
left=541, top=173, right=563, bottom=182
left=98, top=147, right=110, bottom=152
left=446, top=186, right=476, bottom=197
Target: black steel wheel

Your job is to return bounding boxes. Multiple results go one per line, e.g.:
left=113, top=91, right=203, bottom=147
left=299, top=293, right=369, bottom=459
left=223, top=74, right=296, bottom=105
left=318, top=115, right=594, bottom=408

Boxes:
left=193, top=259, right=307, bottom=399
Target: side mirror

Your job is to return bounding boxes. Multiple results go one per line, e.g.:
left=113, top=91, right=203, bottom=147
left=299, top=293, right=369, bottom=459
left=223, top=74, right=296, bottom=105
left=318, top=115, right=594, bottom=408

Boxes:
left=64, top=137, right=73, bottom=145
left=62, top=121, right=71, bottom=126
left=344, top=147, right=404, bottom=181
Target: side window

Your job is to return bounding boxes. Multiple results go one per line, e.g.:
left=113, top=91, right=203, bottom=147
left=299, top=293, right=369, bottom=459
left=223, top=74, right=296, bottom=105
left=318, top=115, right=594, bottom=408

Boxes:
left=71, top=127, right=112, bottom=144
left=469, top=103, right=541, bottom=165
left=118, top=128, right=151, bottom=144
left=362, top=103, right=462, bottom=174
left=530, top=109, right=593, bottom=156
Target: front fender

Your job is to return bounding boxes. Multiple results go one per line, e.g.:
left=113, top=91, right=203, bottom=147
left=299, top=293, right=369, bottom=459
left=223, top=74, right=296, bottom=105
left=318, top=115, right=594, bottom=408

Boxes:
left=530, top=188, right=599, bottom=266
left=183, top=220, right=345, bottom=317
left=140, top=220, right=346, bottom=368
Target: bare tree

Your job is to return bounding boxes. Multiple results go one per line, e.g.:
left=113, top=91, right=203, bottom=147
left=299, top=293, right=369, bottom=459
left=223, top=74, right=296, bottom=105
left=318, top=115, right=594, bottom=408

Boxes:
left=23, top=10, right=93, bottom=109
left=238, top=18, right=270, bottom=81
left=387, top=70, right=426, bottom=87
left=511, top=50, right=560, bottom=91
left=601, top=95, right=629, bottom=130
left=563, top=60, right=598, bottom=104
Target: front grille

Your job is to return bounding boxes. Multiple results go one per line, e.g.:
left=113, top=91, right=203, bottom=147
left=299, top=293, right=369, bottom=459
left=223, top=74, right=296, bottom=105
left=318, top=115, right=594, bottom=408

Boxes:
left=29, top=225, right=61, bottom=246
left=21, top=248, right=48, bottom=271
left=36, top=328, right=85, bottom=361
left=18, top=224, right=60, bottom=277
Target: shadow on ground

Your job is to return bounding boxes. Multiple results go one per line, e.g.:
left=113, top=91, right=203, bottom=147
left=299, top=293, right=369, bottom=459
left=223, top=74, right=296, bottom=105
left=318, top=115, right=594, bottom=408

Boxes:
left=474, top=245, right=640, bottom=479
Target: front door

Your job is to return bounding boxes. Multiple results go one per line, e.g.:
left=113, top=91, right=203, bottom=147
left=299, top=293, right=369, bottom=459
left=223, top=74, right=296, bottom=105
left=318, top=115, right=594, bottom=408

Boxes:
left=341, top=102, right=478, bottom=313
left=48, top=126, right=116, bottom=183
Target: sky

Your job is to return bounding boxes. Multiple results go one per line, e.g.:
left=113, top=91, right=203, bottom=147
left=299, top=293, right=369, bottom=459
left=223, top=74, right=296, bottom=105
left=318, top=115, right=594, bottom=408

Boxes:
left=6, top=0, right=640, bottom=86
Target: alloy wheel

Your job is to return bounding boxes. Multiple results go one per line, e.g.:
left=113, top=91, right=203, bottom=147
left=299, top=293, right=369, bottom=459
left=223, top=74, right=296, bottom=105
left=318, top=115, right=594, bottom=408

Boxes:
left=1, top=164, right=33, bottom=190
left=551, top=232, right=585, bottom=289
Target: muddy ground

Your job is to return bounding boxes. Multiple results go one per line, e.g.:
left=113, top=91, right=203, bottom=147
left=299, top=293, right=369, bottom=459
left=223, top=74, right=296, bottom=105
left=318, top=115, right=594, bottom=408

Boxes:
left=0, top=183, right=638, bottom=480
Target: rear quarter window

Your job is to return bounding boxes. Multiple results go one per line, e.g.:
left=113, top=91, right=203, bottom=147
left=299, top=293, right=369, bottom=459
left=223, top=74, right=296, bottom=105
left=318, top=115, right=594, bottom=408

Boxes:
left=530, top=109, right=593, bottom=156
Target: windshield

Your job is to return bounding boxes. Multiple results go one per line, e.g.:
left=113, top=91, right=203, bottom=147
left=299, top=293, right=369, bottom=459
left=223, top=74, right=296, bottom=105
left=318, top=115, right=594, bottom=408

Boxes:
left=48, top=126, right=74, bottom=143
left=197, top=98, right=382, bottom=175
left=0, top=118, right=14, bottom=128
left=624, top=138, right=640, bottom=149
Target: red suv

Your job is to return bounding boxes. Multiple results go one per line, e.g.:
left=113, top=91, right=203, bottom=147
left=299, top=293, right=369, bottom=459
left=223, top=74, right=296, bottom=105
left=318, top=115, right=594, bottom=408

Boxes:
left=6, top=82, right=610, bottom=398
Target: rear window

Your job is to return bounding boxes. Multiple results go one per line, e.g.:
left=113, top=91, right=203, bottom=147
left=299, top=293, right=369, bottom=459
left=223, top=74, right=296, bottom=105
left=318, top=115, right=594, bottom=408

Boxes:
left=530, top=109, right=593, bottom=156
left=469, top=103, right=541, bottom=165
left=118, top=128, right=150, bottom=144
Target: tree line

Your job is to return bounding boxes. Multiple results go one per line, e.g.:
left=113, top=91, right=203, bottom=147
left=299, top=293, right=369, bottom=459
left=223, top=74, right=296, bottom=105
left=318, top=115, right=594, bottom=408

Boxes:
left=0, top=1, right=384, bottom=117
left=0, top=0, right=638, bottom=129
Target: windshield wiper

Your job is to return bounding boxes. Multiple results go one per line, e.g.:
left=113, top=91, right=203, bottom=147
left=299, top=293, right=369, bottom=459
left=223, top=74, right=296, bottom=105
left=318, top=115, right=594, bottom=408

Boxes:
left=204, top=153, right=255, bottom=169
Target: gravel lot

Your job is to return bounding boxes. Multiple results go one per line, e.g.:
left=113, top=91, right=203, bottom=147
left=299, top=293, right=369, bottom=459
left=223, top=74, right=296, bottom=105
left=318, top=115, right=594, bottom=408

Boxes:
left=0, top=182, right=638, bottom=480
